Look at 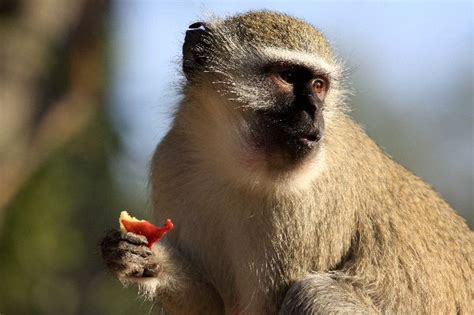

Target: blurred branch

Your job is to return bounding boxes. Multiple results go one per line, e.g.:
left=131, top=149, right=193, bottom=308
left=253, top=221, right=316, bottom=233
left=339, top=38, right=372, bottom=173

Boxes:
left=0, top=0, right=107, bottom=227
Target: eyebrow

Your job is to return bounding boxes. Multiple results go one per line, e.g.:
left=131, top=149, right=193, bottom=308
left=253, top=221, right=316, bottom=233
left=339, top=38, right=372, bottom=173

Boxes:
left=261, top=47, right=341, bottom=78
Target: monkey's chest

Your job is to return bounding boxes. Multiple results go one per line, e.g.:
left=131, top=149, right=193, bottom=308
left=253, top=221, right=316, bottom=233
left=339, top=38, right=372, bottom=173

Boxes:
left=167, top=186, right=327, bottom=313
left=209, top=216, right=315, bottom=314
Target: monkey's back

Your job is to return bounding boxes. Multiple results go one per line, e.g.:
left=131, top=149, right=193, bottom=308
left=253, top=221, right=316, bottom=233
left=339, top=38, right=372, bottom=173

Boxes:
left=325, top=115, right=474, bottom=313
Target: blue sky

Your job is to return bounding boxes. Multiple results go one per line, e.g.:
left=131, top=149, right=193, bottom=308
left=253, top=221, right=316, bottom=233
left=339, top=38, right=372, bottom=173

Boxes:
left=108, top=1, right=473, bottom=221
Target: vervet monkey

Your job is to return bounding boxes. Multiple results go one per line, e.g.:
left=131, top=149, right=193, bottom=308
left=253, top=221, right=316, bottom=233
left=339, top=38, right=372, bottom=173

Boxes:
left=101, top=11, right=473, bottom=314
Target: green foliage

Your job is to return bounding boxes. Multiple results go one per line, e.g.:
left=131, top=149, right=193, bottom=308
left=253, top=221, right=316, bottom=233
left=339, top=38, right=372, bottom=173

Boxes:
left=0, top=110, right=152, bottom=315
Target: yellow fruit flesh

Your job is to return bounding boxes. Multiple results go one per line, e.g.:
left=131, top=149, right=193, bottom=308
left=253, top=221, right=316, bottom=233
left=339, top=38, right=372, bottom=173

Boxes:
left=119, top=211, right=145, bottom=232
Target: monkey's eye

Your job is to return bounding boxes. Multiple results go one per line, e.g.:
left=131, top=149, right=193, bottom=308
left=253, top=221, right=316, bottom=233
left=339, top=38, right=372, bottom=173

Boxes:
left=312, top=78, right=326, bottom=95
left=278, top=70, right=296, bottom=84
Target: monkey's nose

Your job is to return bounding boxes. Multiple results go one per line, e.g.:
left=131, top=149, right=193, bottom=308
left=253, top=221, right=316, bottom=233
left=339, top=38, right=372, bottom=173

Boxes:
left=297, top=95, right=318, bottom=120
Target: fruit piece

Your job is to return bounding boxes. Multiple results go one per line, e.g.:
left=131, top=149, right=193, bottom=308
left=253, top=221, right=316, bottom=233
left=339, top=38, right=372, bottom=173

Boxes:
left=119, top=211, right=173, bottom=247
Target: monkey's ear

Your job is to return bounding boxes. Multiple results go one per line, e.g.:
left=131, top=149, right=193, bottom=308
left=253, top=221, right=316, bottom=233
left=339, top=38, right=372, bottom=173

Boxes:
left=183, top=22, right=209, bottom=80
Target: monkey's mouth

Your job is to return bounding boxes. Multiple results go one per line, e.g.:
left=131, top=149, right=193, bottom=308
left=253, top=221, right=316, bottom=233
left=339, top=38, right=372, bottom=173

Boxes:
left=260, top=127, right=323, bottom=164
left=297, top=131, right=321, bottom=148
left=252, top=109, right=324, bottom=166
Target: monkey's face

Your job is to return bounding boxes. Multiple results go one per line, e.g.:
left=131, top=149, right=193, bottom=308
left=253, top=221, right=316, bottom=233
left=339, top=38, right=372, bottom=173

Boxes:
left=182, top=13, right=346, bottom=177
left=248, top=63, right=328, bottom=167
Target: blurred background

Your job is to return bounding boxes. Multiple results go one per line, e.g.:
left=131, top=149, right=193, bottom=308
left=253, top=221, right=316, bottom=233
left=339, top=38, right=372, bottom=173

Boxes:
left=0, top=0, right=472, bottom=314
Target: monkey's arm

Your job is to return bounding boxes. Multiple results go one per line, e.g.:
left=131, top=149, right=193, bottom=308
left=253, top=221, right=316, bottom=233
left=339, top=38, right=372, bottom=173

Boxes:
left=100, top=230, right=223, bottom=315
left=280, top=273, right=379, bottom=315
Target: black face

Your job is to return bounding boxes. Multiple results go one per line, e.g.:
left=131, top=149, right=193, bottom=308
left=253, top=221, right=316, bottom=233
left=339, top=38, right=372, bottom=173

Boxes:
left=253, top=64, right=328, bottom=165
left=182, top=23, right=327, bottom=165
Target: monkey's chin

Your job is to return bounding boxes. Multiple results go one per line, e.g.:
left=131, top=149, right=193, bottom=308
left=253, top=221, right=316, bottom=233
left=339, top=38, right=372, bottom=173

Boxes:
left=235, top=142, right=325, bottom=191
left=269, top=145, right=318, bottom=171
left=216, top=128, right=325, bottom=190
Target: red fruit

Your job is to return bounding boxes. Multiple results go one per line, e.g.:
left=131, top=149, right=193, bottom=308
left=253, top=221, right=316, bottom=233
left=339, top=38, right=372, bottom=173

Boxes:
left=119, top=211, right=173, bottom=247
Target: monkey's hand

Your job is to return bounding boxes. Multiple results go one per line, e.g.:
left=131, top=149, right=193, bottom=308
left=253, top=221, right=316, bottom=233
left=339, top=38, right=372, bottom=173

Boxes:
left=279, top=273, right=379, bottom=315
left=101, top=229, right=159, bottom=280
left=100, top=229, right=223, bottom=314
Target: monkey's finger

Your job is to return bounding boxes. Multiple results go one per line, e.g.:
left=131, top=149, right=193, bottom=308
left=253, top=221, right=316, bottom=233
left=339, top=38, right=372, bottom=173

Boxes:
left=102, top=244, right=152, bottom=261
left=123, top=258, right=159, bottom=278
left=100, top=229, right=123, bottom=247
left=100, top=229, right=149, bottom=259
left=117, top=241, right=153, bottom=257
left=100, top=229, right=148, bottom=247
left=121, top=232, right=148, bottom=246
left=105, top=251, right=155, bottom=273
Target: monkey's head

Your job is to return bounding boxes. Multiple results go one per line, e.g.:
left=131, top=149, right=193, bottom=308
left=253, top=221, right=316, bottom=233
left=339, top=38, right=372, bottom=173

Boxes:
left=179, top=11, right=346, bottom=186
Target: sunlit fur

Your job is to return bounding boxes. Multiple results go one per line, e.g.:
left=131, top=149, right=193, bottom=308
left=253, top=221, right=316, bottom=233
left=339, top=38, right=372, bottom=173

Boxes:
left=138, top=11, right=472, bottom=314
